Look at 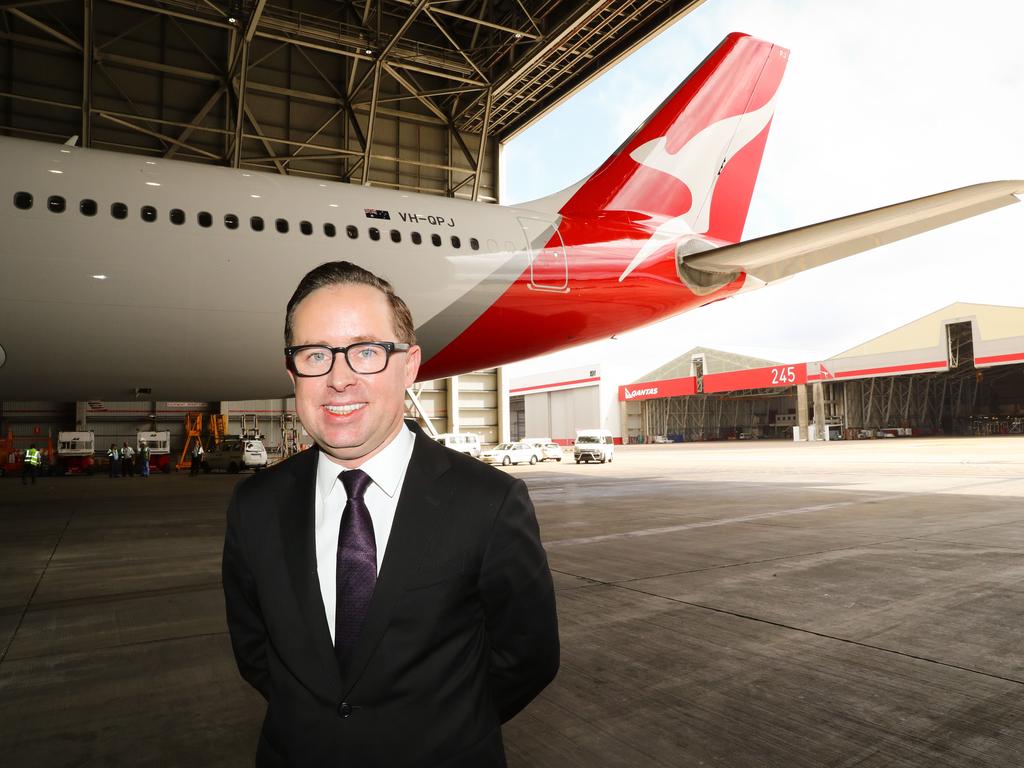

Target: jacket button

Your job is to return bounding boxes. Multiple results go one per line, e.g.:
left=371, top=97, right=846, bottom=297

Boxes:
left=337, top=702, right=352, bottom=718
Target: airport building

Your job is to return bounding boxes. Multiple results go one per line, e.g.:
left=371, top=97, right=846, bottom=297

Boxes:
left=499, top=302, right=1024, bottom=445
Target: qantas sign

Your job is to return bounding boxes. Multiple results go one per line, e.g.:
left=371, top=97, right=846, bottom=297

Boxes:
left=0, top=33, right=1021, bottom=401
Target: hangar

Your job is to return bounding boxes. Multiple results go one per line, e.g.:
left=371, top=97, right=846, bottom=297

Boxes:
left=620, top=302, right=1024, bottom=443
left=4, top=3, right=1024, bottom=768
left=0, top=0, right=706, bottom=461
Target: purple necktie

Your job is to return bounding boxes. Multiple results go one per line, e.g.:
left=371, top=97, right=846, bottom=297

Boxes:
left=335, top=469, right=376, bottom=666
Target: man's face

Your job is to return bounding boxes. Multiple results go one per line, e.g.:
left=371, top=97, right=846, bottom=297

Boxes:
left=288, top=283, right=420, bottom=467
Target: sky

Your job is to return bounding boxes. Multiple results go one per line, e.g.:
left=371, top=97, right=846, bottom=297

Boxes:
left=499, top=0, right=1024, bottom=382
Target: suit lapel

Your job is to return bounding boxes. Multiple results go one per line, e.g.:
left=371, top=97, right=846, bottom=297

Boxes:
left=340, top=429, right=452, bottom=694
left=278, top=448, right=343, bottom=702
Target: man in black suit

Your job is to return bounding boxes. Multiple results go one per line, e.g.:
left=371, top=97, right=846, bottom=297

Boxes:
left=222, top=261, right=559, bottom=767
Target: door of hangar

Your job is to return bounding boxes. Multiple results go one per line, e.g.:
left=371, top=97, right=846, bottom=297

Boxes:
left=518, top=217, right=567, bottom=291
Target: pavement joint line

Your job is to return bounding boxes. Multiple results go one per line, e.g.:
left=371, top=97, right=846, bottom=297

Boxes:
left=603, top=535, right=925, bottom=584
left=0, top=580, right=224, bottom=616
left=2, top=630, right=232, bottom=663
left=544, top=494, right=910, bottom=548
left=0, top=506, right=76, bottom=669
left=610, top=582, right=1024, bottom=688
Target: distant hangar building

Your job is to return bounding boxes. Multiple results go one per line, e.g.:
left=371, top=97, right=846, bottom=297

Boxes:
left=510, top=303, right=1024, bottom=443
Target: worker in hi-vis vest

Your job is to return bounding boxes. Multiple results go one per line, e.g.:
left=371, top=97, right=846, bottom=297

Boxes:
left=22, top=444, right=41, bottom=485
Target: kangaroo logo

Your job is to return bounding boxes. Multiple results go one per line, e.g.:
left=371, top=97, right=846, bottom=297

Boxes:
left=618, top=93, right=778, bottom=282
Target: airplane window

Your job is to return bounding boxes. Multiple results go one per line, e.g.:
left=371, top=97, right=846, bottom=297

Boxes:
left=300, top=220, right=313, bottom=236
left=198, top=211, right=213, bottom=228
left=324, top=223, right=336, bottom=238
left=470, top=238, right=480, bottom=250
left=275, top=218, right=289, bottom=234
left=251, top=216, right=264, bottom=231
left=80, top=199, right=97, bottom=217
left=141, top=205, right=157, bottom=222
left=111, top=202, right=128, bottom=219
left=224, top=213, right=239, bottom=229
left=451, top=235, right=461, bottom=249
left=411, top=232, right=422, bottom=245
left=48, top=195, right=66, bottom=213
left=431, top=233, right=441, bottom=247
left=390, top=229, right=401, bottom=243
left=14, top=192, right=32, bottom=210
left=369, top=227, right=380, bottom=241
left=170, top=208, right=186, bottom=225
left=346, top=225, right=358, bottom=239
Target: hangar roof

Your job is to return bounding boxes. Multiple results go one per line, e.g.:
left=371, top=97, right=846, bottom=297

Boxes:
left=0, top=0, right=704, bottom=197
left=635, top=346, right=780, bottom=383
left=833, top=303, right=1024, bottom=359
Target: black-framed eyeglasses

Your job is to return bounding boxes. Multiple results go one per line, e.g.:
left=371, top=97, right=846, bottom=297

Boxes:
left=285, top=342, right=410, bottom=376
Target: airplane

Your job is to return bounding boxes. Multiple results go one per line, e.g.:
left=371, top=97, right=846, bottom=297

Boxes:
left=1, top=32, right=1021, bottom=402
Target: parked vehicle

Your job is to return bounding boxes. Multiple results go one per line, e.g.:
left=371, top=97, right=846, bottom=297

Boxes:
left=435, top=432, right=482, bottom=458
left=137, top=430, right=173, bottom=473
left=574, top=429, right=615, bottom=464
left=203, top=438, right=268, bottom=473
left=541, top=443, right=563, bottom=462
left=481, top=442, right=540, bottom=466
left=55, top=431, right=96, bottom=475
left=522, top=437, right=562, bottom=462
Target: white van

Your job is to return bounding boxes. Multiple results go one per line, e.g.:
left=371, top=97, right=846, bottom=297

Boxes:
left=435, top=432, right=481, bottom=458
left=573, top=429, right=615, bottom=464
left=203, top=437, right=268, bottom=473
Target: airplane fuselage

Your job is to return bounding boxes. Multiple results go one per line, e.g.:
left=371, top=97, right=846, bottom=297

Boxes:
left=0, top=137, right=735, bottom=401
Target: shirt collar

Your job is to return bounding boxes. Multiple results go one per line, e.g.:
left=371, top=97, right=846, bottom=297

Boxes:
left=316, top=423, right=416, bottom=501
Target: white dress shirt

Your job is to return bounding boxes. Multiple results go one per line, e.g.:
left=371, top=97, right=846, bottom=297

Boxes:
left=314, top=424, right=416, bottom=644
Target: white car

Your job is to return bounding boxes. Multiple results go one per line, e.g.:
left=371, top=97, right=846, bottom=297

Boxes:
left=481, top=442, right=540, bottom=466
left=203, top=438, right=268, bottom=473
left=541, top=443, right=563, bottom=462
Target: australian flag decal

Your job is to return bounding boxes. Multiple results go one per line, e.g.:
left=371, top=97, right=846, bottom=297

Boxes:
left=364, top=208, right=390, bottom=220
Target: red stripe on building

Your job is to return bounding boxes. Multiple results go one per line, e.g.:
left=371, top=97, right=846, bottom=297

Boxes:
left=702, top=364, right=806, bottom=394
left=975, top=351, right=1024, bottom=366
left=619, top=377, right=697, bottom=402
left=511, top=376, right=600, bottom=394
left=814, top=360, right=948, bottom=380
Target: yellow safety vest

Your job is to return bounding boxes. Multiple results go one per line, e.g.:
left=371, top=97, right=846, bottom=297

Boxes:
left=25, top=449, right=41, bottom=466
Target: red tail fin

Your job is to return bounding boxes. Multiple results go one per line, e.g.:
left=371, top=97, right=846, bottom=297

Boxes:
left=557, top=32, right=788, bottom=244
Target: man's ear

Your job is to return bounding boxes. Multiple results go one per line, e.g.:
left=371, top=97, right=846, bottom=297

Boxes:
left=404, top=345, right=422, bottom=388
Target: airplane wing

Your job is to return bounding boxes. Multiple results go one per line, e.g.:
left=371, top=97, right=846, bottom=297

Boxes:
left=682, top=180, right=1024, bottom=286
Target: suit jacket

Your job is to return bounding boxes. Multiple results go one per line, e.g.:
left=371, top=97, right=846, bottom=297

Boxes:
left=222, top=423, right=559, bottom=767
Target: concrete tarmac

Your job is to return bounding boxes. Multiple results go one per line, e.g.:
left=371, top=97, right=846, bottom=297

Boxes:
left=2, top=437, right=1023, bottom=766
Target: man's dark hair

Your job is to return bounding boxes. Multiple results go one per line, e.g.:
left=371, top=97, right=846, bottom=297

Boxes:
left=285, top=261, right=417, bottom=346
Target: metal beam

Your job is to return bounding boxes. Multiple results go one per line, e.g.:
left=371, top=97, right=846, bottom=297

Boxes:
left=6, top=6, right=81, bottom=51
left=166, top=85, right=226, bottom=159
left=95, top=51, right=221, bottom=82
left=382, top=62, right=448, bottom=124
left=244, top=0, right=268, bottom=42
left=423, top=8, right=487, bottom=82
left=360, top=62, right=381, bottom=185
left=393, top=1, right=539, bottom=39
left=471, top=87, right=492, bottom=201
left=231, top=36, right=249, bottom=168
left=350, top=0, right=430, bottom=100
left=82, top=0, right=93, bottom=147
left=97, top=112, right=220, bottom=159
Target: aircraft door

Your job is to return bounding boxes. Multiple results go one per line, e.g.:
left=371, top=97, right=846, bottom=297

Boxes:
left=518, top=217, right=568, bottom=292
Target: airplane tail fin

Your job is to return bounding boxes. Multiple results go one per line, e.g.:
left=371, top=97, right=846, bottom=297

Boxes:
left=543, top=33, right=788, bottom=245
